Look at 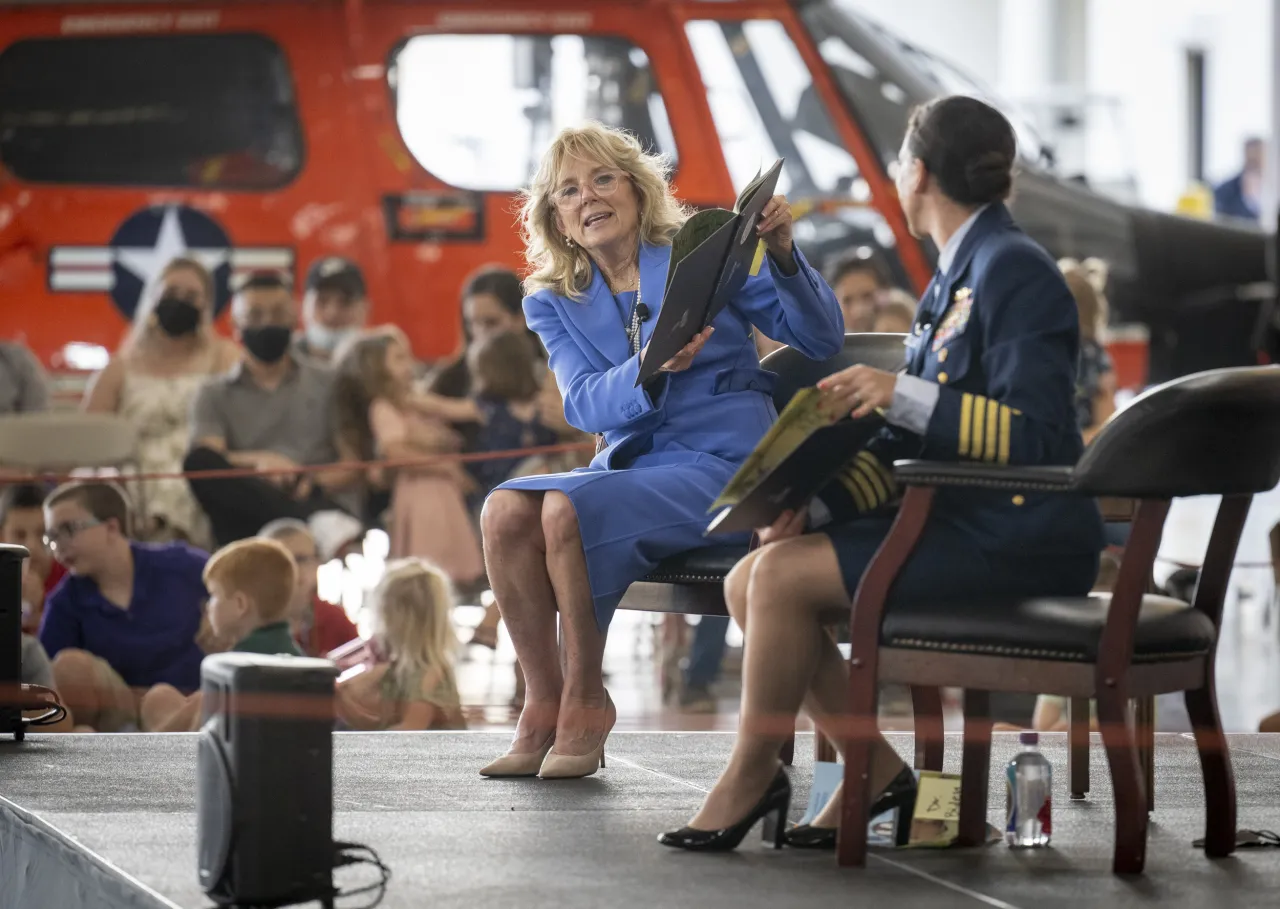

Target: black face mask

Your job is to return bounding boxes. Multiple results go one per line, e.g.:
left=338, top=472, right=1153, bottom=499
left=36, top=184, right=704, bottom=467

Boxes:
left=240, top=325, right=293, bottom=364
left=153, top=295, right=202, bottom=337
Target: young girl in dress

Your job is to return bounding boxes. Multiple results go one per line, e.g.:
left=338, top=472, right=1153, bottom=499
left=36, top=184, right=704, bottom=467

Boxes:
left=332, top=327, right=484, bottom=590
left=335, top=558, right=466, bottom=731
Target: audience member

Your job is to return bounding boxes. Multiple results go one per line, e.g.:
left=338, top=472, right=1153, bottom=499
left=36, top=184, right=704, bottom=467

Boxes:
left=82, top=256, right=240, bottom=547
left=37, top=482, right=214, bottom=732
left=1060, top=257, right=1116, bottom=443
left=0, top=338, right=50, bottom=416
left=872, top=289, right=917, bottom=334
left=1214, top=137, right=1264, bottom=222
left=140, top=537, right=300, bottom=732
left=827, top=250, right=891, bottom=333
left=336, top=558, right=466, bottom=731
left=333, top=327, right=484, bottom=588
left=2, top=484, right=65, bottom=633
left=258, top=518, right=359, bottom=657
left=295, top=257, right=369, bottom=365
left=428, top=266, right=536, bottom=400
left=183, top=271, right=363, bottom=550
left=465, top=330, right=561, bottom=500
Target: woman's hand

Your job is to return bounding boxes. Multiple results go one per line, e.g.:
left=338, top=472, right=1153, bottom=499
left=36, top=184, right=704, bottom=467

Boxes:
left=756, top=508, right=807, bottom=546
left=818, top=365, right=898, bottom=420
left=643, top=326, right=714, bottom=374
left=756, top=194, right=795, bottom=262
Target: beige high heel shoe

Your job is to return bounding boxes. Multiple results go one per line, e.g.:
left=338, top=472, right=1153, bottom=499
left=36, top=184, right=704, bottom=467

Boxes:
left=538, top=692, right=615, bottom=780
left=479, top=735, right=555, bottom=778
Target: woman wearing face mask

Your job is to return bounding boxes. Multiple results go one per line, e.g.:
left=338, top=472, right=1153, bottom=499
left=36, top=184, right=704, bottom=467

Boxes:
left=84, top=256, right=241, bottom=548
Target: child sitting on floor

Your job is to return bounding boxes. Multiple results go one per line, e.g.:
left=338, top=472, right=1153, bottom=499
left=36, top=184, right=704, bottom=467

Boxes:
left=140, top=537, right=300, bottom=731
left=336, top=558, right=466, bottom=731
left=258, top=518, right=360, bottom=658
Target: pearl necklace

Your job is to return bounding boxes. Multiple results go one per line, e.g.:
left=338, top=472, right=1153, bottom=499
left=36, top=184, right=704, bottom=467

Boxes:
left=626, top=280, right=643, bottom=356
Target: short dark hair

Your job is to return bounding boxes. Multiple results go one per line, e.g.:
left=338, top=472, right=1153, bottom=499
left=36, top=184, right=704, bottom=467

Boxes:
left=43, top=482, right=131, bottom=534
left=0, top=484, right=46, bottom=525
left=235, top=269, right=292, bottom=294
left=906, top=95, right=1017, bottom=207
left=826, top=250, right=891, bottom=290
left=462, top=266, right=524, bottom=317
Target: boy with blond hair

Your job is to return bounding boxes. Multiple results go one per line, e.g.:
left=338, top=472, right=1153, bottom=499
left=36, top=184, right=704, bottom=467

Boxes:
left=141, top=538, right=300, bottom=731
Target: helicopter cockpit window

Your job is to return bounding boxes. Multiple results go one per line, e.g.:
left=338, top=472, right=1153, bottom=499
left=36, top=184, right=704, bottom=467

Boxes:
left=684, top=18, right=907, bottom=286
left=391, top=34, right=676, bottom=192
left=0, top=34, right=303, bottom=189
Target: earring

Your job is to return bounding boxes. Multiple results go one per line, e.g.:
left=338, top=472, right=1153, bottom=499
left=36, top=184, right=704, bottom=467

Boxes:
left=564, top=236, right=574, bottom=247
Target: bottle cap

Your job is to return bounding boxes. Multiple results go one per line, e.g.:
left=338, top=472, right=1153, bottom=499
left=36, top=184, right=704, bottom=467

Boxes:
left=1019, top=731, right=1039, bottom=746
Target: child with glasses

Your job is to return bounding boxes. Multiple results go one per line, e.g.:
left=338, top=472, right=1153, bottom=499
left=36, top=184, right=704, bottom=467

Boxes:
left=258, top=518, right=359, bottom=657
left=37, top=481, right=215, bottom=732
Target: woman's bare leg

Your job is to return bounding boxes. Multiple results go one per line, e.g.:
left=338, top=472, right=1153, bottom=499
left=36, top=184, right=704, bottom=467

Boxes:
left=541, top=492, right=611, bottom=755
left=481, top=490, right=561, bottom=752
left=693, top=535, right=906, bottom=830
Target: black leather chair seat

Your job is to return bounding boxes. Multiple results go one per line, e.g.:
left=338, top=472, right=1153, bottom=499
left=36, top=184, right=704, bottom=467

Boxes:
left=880, top=593, right=1215, bottom=663
left=641, top=546, right=749, bottom=585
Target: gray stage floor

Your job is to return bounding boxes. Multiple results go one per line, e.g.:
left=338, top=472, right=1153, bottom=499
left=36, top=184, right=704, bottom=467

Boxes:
left=3, top=731, right=1280, bottom=908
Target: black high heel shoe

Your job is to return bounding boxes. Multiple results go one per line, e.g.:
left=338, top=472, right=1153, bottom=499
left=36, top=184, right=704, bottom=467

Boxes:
left=658, top=767, right=791, bottom=852
left=783, top=765, right=918, bottom=850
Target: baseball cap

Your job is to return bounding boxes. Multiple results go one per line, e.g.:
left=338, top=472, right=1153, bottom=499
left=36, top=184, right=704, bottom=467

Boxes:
left=305, top=256, right=366, bottom=300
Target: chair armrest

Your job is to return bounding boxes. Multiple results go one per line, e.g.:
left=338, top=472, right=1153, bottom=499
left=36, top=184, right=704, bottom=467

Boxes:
left=892, top=460, right=1076, bottom=493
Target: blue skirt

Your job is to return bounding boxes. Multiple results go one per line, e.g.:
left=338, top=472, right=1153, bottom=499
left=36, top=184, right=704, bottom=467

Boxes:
left=826, top=514, right=1100, bottom=602
left=494, top=454, right=751, bottom=630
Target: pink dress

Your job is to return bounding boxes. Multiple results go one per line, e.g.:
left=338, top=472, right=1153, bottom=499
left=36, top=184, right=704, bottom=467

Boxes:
left=369, top=399, right=484, bottom=585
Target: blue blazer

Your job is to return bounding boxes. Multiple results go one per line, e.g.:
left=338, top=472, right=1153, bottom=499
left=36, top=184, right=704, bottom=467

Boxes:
left=523, top=242, right=844, bottom=472
left=825, top=203, right=1104, bottom=556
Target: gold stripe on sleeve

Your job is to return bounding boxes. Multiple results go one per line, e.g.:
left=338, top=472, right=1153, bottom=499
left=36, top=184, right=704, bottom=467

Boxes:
left=958, top=393, right=973, bottom=457
left=985, top=399, right=999, bottom=463
left=999, top=405, right=1012, bottom=465
left=971, top=395, right=987, bottom=460
left=837, top=468, right=869, bottom=512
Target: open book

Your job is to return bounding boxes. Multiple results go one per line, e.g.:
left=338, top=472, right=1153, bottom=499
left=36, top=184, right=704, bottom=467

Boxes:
left=704, top=387, right=884, bottom=536
left=635, top=159, right=784, bottom=385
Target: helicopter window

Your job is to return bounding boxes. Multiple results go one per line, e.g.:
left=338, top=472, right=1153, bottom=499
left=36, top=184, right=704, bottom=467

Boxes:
left=685, top=18, right=909, bottom=287
left=391, top=34, right=676, bottom=192
left=0, top=34, right=303, bottom=189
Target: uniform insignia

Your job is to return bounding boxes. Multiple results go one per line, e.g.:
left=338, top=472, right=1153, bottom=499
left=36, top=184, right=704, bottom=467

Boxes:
left=931, top=294, right=973, bottom=352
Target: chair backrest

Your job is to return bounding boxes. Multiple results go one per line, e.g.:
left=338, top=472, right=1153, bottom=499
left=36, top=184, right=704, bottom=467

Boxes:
left=763, top=333, right=906, bottom=412
left=0, top=412, right=140, bottom=471
left=1075, top=365, right=1280, bottom=498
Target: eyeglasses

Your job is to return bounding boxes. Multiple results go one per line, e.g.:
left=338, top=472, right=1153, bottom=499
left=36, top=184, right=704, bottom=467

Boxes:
left=551, top=171, right=625, bottom=211
left=43, top=518, right=102, bottom=550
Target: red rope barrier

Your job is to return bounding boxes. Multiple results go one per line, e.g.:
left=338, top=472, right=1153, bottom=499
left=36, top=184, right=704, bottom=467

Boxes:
left=0, top=440, right=596, bottom=487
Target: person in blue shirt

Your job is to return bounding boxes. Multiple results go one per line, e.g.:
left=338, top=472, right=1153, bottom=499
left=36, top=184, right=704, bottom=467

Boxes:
left=1213, top=137, right=1264, bottom=222
left=478, top=122, right=844, bottom=781
left=661, top=96, right=1104, bottom=852
left=37, top=481, right=214, bottom=732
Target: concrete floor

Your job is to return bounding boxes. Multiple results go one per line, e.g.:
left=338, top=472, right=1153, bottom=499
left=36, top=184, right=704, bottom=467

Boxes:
left=3, top=731, right=1280, bottom=908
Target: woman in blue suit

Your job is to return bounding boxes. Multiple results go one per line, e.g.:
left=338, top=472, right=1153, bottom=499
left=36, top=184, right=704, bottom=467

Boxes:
left=479, top=124, right=844, bottom=780
left=660, top=97, right=1104, bottom=851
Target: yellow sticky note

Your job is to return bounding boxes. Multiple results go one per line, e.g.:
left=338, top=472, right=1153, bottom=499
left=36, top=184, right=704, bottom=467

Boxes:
left=748, top=239, right=766, bottom=276
left=908, top=770, right=961, bottom=848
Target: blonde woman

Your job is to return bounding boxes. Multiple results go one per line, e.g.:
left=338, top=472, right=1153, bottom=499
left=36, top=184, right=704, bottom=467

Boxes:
left=83, top=257, right=240, bottom=547
left=479, top=122, right=843, bottom=780
left=1059, top=257, right=1116, bottom=443
left=335, top=558, right=466, bottom=731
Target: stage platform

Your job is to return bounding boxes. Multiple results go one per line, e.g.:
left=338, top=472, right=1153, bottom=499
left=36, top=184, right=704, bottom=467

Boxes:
left=2, top=731, right=1279, bottom=909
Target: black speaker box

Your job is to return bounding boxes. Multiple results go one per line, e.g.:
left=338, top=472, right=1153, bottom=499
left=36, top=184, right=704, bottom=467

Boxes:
left=197, top=652, right=339, bottom=907
left=0, top=544, right=30, bottom=741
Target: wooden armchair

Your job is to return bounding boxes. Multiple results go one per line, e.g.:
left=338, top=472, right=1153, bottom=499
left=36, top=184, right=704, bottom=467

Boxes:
left=836, top=365, right=1280, bottom=873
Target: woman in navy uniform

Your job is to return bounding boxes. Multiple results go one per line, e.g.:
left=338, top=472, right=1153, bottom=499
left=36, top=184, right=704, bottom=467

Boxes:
left=479, top=124, right=844, bottom=781
left=661, top=96, right=1104, bottom=851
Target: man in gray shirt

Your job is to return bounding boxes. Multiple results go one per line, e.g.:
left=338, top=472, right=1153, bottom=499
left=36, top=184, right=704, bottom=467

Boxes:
left=183, top=272, right=362, bottom=548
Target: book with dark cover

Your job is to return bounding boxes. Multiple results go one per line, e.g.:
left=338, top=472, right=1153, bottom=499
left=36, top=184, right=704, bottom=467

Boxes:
left=636, top=159, right=784, bottom=385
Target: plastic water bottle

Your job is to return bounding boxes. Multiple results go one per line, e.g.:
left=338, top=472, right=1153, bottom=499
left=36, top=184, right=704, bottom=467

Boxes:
left=1005, top=731, right=1052, bottom=847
